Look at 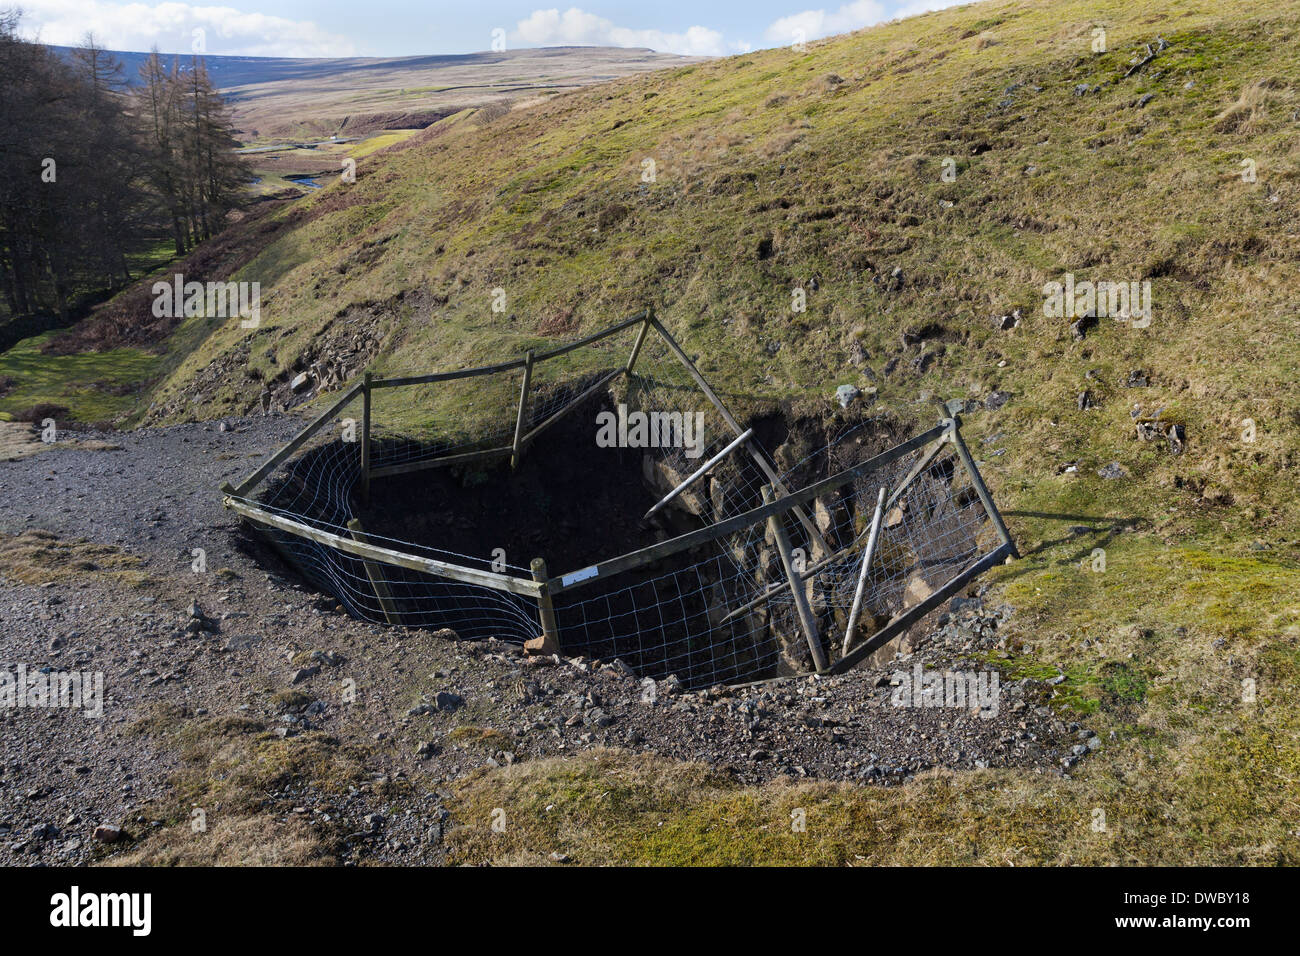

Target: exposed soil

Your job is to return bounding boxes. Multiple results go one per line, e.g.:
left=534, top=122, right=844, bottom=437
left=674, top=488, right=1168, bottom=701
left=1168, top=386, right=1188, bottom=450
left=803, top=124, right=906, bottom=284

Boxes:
left=0, top=413, right=1084, bottom=866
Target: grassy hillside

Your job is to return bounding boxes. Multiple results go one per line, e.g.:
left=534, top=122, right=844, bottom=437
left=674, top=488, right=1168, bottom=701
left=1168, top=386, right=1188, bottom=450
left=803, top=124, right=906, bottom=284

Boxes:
left=39, top=0, right=1300, bottom=861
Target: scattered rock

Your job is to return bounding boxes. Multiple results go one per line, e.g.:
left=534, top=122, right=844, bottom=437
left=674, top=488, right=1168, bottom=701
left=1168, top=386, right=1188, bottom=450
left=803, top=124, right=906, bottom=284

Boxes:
left=1097, top=461, right=1127, bottom=480
left=984, top=390, right=1012, bottom=412
left=945, top=398, right=972, bottom=417
left=92, top=824, right=122, bottom=843
left=1136, top=418, right=1185, bottom=454
left=602, top=659, right=636, bottom=678
left=435, top=691, right=464, bottom=712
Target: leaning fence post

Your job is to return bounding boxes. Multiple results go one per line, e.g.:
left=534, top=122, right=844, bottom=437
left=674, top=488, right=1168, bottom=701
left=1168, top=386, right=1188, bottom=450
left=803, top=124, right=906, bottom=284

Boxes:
left=948, top=417, right=1020, bottom=559
left=763, top=485, right=828, bottom=672
left=626, top=311, right=653, bottom=374
left=511, top=351, right=534, bottom=469
left=360, top=371, right=372, bottom=505
left=526, top=557, right=560, bottom=655
left=347, top=518, right=399, bottom=625
left=649, top=316, right=832, bottom=558
left=842, top=485, right=887, bottom=656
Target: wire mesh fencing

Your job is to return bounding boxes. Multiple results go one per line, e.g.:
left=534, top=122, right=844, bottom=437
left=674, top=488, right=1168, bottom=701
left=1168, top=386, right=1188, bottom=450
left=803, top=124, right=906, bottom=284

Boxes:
left=221, top=311, right=1016, bottom=689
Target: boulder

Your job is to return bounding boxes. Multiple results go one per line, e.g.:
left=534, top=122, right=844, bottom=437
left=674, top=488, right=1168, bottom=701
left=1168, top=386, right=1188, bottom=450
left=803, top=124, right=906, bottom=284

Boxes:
left=903, top=574, right=934, bottom=609
left=642, top=455, right=708, bottom=518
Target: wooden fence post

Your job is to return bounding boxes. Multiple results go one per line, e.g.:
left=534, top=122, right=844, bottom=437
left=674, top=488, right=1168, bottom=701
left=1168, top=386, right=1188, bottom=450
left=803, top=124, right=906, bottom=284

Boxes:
left=763, top=485, right=828, bottom=672
left=511, top=351, right=534, bottom=469
left=626, top=312, right=653, bottom=374
left=649, top=316, right=832, bottom=558
left=360, top=371, right=372, bottom=505
left=949, top=419, right=1020, bottom=559
left=830, top=542, right=1013, bottom=674
left=525, top=557, right=561, bottom=655
left=346, top=517, right=399, bottom=625
left=842, top=485, right=886, bottom=656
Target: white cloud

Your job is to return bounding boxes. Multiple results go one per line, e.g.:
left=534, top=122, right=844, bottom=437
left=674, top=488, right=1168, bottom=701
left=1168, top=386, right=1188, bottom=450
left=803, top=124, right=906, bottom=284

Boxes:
left=891, top=0, right=968, bottom=22
left=763, top=0, right=964, bottom=47
left=764, top=0, right=886, bottom=46
left=19, top=0, right=356, bottom=57
left=511, top=7, right=726, bottom=57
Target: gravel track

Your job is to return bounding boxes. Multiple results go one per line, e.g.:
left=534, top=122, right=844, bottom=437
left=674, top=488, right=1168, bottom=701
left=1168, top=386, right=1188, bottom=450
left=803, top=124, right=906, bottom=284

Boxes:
left=0, top=415, right=1082, bottom=865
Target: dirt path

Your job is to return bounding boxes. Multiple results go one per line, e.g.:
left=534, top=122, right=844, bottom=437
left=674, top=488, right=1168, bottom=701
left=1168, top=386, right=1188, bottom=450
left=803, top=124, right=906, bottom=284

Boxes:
left=0, top=415, right=1084, bottom=865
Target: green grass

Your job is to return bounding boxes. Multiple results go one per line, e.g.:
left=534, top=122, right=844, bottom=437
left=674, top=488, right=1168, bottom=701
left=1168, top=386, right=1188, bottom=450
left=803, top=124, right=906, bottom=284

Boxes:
left=347, top=129, right=419, bottom=159
left=124, top=239, right=176, bottom=277
left=0, top=330, right=158, bottom=423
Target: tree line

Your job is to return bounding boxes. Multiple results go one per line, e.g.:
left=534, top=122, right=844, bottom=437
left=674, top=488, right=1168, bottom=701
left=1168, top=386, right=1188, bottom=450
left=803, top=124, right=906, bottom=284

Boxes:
left=0, top=9, right=248, bottom=320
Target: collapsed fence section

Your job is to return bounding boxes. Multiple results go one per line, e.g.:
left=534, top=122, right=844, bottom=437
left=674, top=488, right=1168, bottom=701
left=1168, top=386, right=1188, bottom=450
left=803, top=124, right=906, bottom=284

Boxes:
left=543, top=416, right=1017, bottom=686
left=221, top=310, right=1017, bottom=689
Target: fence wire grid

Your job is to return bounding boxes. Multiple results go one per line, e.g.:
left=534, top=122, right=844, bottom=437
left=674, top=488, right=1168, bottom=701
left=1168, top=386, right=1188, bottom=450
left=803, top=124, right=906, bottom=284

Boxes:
left=227, top=314, right=1010, bottom=689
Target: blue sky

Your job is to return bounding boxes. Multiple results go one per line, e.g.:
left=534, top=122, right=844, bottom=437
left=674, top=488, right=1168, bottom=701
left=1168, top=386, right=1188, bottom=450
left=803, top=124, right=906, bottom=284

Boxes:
left=19, top=0, right=963, bottom=58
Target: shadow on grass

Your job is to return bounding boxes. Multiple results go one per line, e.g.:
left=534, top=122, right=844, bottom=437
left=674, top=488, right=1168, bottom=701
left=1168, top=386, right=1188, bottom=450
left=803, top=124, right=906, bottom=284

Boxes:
left=998, top=509, right=1149, bottom=579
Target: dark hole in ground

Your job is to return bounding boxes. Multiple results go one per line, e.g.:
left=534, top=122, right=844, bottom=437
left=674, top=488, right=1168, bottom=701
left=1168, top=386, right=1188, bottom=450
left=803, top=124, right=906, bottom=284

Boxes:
left=357, top=391, right=707, bottom=575
left=249, top=381, right=920, bottom=686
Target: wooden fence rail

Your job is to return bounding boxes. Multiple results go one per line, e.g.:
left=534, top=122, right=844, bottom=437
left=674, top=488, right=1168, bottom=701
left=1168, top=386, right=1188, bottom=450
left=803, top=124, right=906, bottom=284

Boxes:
left=219, top=307, right=1017, bottom=686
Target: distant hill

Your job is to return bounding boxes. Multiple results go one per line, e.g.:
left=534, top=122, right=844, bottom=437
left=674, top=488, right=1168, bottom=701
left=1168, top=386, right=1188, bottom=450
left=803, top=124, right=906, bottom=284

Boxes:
left=52, top=45, right=704, bottom=142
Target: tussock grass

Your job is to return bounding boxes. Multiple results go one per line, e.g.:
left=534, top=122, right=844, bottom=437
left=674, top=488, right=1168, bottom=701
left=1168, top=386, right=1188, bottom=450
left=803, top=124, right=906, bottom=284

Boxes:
left=447, top=728, right=1298, bottom=865
left=0, top=530, right=147, bottom=586
left=110, top=711, right=372, bottom=866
